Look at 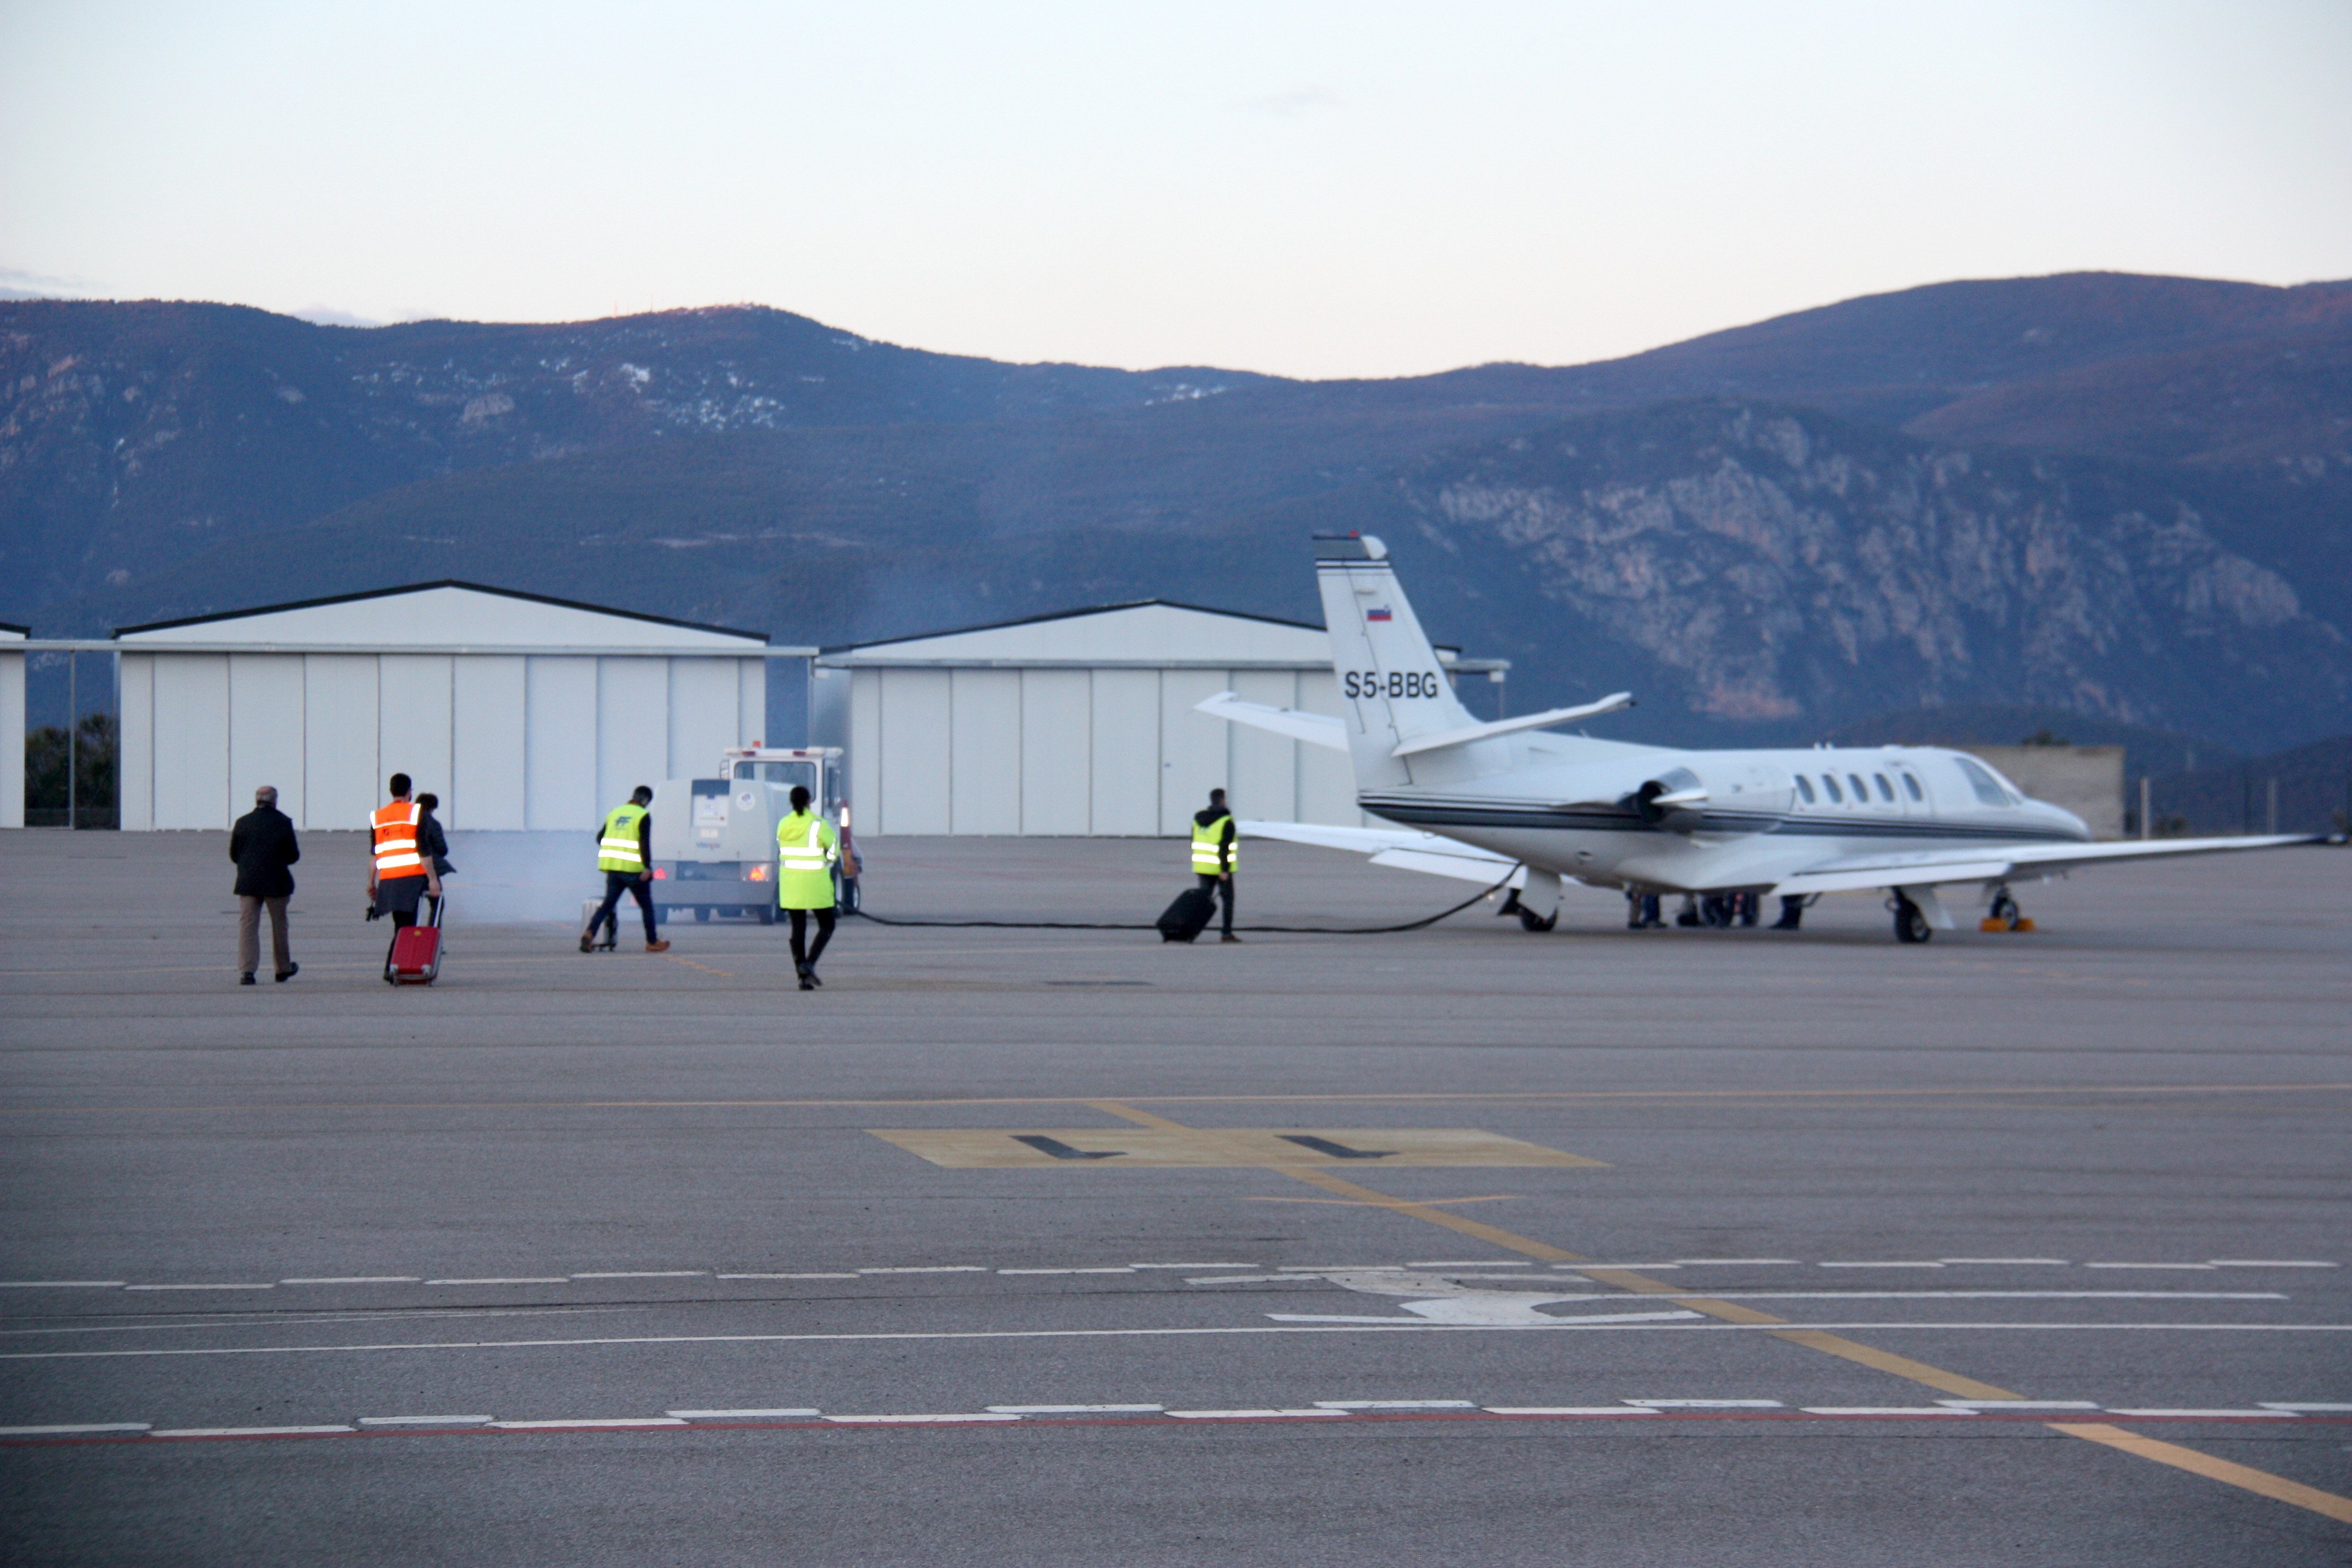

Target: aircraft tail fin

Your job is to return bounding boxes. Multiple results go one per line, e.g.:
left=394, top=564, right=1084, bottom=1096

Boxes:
left=1313, top=534, right=1480, bottom=790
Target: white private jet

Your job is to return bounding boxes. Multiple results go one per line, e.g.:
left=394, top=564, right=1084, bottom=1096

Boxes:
left=1199, top=533, right=2322, bottom=943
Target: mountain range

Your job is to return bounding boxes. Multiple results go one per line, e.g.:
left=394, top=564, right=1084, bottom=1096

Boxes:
left=5, top=271, right=2349, bottom=754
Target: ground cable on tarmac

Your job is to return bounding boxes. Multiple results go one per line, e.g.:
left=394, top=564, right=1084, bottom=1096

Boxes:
left=847, top=867, right=1523, bottom=935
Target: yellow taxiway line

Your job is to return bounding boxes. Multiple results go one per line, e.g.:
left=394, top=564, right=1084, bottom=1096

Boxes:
left=1082, top=1099, right=2352, bottom=1524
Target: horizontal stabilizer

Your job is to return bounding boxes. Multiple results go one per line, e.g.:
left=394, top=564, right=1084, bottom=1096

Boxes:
left=1390, top=693, right=1634, bottom=759
left=1195, top=693, right=1349, bottom=751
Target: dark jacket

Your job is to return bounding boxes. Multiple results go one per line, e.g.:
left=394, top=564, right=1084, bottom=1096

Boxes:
left=229, top=805, right=301, bottom=898
left=417, top=810, right=455, bottom=876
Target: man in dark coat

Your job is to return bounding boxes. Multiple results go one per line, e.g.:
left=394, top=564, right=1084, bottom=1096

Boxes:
left=230, top=785, right=300, bottom=985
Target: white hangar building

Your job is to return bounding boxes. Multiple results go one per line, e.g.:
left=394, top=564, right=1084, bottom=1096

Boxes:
left=114, top=583, right=785, bottom=832
left=818, top=601, right=1504, bottom=837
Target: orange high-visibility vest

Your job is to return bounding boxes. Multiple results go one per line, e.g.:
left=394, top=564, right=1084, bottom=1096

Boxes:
left=372, top=801, right=426, bottom=880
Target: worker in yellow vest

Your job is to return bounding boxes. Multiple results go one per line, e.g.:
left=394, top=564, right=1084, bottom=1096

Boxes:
left=1191, top=787, right=1238, bottom=943
left=368, top=772, right=442, bottom=930
left=580, top=785, right=670, bottom=953
left=777, top=783, right=843, bottom=990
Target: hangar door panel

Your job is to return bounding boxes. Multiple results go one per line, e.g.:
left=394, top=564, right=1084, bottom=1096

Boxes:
left=380, top=655, right=454, bottom=809
left=1227, top=670, right=1299, bottom=825
left=667, top=659, right=740, bottom=782
left=452, top=657, right=527, bottom=829
left=1157, top=669, right=1232, bottom=836
left=597, top=659, right=670, bottom=818
left=303, top=656, right=378, bottom=830
left=151, top=655, right=230, bottom=829
left=229, top=656, right=306, bottom=827
left=876, top=669, right=950, bottom=835
left=949, top=670, right=1021, bottom=835
left=118, top=655, right=155, bottom=830
left=847, top=671, right=882, bottom=834
left=525, top=657, right=597, bottom=830
left=1088, top=670, right=1158, bottom=836
left=1020, top=669, right=1089, bottom=834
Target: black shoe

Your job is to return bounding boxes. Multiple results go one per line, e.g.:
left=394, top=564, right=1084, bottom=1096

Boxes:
left=807, top=968, right=823, bottom=986
left=798, top=974, right=816, bottom=992
left=1219, top=934, right=1240, bottom=944
left=579, top=932, right=595, bottom=953
left=239, top=973, right=256, bottom=986
left=275, top=962, right=298, bottom=983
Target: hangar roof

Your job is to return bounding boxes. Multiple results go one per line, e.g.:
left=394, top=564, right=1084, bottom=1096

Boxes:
left=823, top=601, right=1335, bottom=667
left=115, top=582, right=769, bottom=651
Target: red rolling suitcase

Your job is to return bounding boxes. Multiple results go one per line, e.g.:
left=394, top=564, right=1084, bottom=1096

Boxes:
left=386, top=895, right=444, bottom=985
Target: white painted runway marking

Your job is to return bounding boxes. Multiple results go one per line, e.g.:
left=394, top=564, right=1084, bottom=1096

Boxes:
left=0, top=1282, right=127, bottom=1289
left=1625, top=1400, right=1783, bottom=1408
left=281, top=1277, right=421, bottom=1286
left=8, top=1320, right=2352, bottom=1363
left=826, top=1413, right=1021, bottom=1424
left=423, top=1278, right=568, bottom=1286
left=986, top=1404, right=1163, bottom=1414
left=123, top=1283, right=274, bottom=1292
left=1673, top=1259, right=1799, bottom=1266
left=1167, top=1409, right=1347, bottom=1420
left=2087, top=1263, right=2217, bottom=1271
left=716, top=1273, right=857, bottom=1280
left=358, top=1415, right=493, bottom=1426
left=2212, top=1260, right=2338, bottom=1268
left=667, top=1408, right=821, bottom=1419
left=1935, top=1400, right=2099, bottom=1411
left=0, top=1423, right=150, bottom=1435
left=488, top=1418, right=687, bottom=1430
left=2261, top=1403, right=2352, bottom=1412
left=2105, top=1407, right=2300, bottom=1418
left=1314, top=1400, right=1476, bottom=1409
left=1819, top=1262, right=1945, bottom=1270
left=571, top=1272, right=705, bottom=1280
left=858, top=1267, right=987, bottom=1275
left=1485, top=1407, right=1659, bottom=1416
left=1938, top=1258, right=2068, bottom=1265
left=150, top=1425, right=354, bottom=1438
left=1802, top=1406, right=1974, bottom=1416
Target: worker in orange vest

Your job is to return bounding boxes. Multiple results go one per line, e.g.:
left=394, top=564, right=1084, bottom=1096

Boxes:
left=367, top=772, right=443, bottom=930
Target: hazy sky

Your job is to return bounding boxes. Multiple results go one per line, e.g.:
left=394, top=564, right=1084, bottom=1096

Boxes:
left=4, top=1, right=2349, bottom=378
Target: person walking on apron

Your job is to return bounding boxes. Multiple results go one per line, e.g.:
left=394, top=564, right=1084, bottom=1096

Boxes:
left=777, top=784, right=842, bottom=990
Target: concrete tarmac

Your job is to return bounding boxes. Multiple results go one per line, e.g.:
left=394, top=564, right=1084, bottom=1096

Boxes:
left=2, top=830, right=2347, bottom=1565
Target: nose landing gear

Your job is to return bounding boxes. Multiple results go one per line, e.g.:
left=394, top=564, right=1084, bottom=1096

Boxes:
left=1979, top=887, right=2036, bottom=933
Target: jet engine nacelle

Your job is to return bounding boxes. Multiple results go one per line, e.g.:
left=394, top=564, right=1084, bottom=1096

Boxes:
left=1624, top=764, right=1794, bottom=836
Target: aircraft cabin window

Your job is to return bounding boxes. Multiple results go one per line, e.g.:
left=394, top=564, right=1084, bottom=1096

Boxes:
left=1821, top=774, right=1843, bottom=804
left=1794, top=775, right=1815, bottom=804
left=1874, top=774, right=1894, bottom=802
left=1902, top=773, right=1924, bottom=801
left=1952, top=756, right=2011, bottom=807
left=1847, top=773, right=1869, bottom=803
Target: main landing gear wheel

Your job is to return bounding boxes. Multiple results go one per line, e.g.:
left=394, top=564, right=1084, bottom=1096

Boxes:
left=1517, top=908, right=1558, bottom=933
left=1890, top=892, right=1934, bottom=944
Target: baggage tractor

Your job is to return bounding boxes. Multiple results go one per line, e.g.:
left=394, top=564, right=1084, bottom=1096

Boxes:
left=386, top=895, right=444, bottom=985
left=1157, top=885, right=1216, bottom=944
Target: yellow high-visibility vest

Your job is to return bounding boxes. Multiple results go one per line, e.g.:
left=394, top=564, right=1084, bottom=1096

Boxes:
left=776, top=810, right=839, bottom=909
left=1191, top=815, right=1234, bottom=874
left=598, top=803, right=649, bottom=873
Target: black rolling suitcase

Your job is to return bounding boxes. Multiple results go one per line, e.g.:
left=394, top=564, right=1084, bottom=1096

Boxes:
left=1157, top=885, right=1216, bottom=943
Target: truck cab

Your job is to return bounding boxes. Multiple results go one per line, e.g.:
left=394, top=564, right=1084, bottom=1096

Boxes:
left=648, top=747, right=858, bottom=923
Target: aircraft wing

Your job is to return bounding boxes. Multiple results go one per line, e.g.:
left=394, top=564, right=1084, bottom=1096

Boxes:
left=1238, top=819, right=1525, bottom=886
left=1771, top=834, right=2324, bottom=897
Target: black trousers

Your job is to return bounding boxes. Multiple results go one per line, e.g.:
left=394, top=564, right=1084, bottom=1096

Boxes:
left=1196, top=874, right=1234, bottom=936
left=590, top=871, right=656, bottom=943
left=788, top=907, right=836, bottom=967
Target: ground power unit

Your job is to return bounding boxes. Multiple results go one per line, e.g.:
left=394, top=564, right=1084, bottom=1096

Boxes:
left=647, top=747, right=858, bottom=924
